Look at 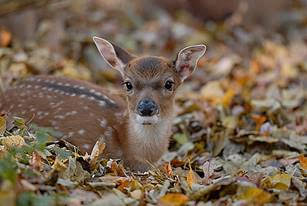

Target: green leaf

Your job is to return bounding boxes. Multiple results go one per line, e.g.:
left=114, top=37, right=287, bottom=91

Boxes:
left=173, top=133, right=188, bottom=145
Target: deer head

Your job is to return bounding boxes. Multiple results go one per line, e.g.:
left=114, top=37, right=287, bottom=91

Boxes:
left=93, top=37, right=206, bottom=126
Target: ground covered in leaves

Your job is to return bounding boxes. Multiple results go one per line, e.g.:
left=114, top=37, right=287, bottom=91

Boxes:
left=0, top=1, right=306, bottom=205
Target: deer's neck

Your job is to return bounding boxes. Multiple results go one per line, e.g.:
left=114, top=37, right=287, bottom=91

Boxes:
left=125, top=113, right=173, bottom=163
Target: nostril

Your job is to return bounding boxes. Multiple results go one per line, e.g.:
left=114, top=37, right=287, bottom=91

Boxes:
left=137, top=99, right=158, bottom=116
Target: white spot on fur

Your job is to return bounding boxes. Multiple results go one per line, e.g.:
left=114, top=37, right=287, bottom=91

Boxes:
left=104, top=127, right=112, bottom=137
left=98, top=101, right=106, bottom=106
left=99, top=119, right=107, bottom=128
left=83, top=144, right=90, bottom=150
left=55, top=115, right=65, bottom=119
left=78, top=129, right=85, bottom=135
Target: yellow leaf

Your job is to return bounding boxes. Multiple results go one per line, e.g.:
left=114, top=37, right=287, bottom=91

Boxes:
left=159, top=193, right=188, bottom=206
left=0, top=116, right=6, bottom=135
left=1, top=135, right=25, bottom=149
left=237, top=186, right=272, bottom=205
left=187, top=168, right=196, bottom=188
left=222, top=88, right=235, bottom=108
left=52, top=158, right=67, bottom=172
left=298, top=155, right=307, bottom=170
left=261, top=173, right=291, bottom=190
left=200, top=81, right=224, bottom=104
left=270, top=173, right=291, bottom=190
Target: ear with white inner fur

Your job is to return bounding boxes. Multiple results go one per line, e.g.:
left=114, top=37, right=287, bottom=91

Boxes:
left=175, top=44, right=207, bottom=81
left=93, top=36, right=134, bottom=75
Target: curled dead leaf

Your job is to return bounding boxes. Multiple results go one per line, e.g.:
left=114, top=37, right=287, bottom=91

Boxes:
left=90, top=137, right=106, bottom=170
left=30, top=151, right=43, bottom=171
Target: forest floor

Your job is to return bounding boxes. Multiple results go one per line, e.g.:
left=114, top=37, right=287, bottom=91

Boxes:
left=0, top=1, right=306, bottom=205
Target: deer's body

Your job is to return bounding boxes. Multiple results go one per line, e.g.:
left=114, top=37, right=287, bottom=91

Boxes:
left=0, top=37, right=206, bottom=171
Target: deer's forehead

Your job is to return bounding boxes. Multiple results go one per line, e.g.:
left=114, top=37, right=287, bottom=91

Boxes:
left=126, top=56, right=174, bottom=78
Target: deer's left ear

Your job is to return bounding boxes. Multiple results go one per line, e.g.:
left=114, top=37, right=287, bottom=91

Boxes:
left=174, top=44, right=207, bottom=81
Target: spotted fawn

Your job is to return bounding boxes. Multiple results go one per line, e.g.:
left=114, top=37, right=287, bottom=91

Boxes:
left=0, top=37, right=206, bottom=171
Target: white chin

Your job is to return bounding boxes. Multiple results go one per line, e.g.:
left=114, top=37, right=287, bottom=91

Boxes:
left=135, top=114, right=159, bottom=125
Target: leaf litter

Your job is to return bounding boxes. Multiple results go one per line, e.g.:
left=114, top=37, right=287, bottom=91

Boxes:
left=0, top=0, right=306, bottom=205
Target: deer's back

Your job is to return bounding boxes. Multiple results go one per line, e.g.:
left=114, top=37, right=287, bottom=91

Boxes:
left=0, top=75, right=127, bottom=153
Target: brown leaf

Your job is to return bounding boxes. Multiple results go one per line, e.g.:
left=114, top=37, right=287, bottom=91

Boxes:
left=89, top=137, right=106, bottom=170
left=298, top=155, right=307, bottom=170
left=163, top=163, right=173, bottom=177
left=0, top=29, right=11, bottom=47
left=187, top=167, right=197, bottom=188
left=30, top=151, right=43, bottom=171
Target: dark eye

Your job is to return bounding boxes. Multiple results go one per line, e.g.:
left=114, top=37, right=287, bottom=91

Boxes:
left=124, top=81, right=133, bottom=91
left=164, top=80, right=174, bottom=91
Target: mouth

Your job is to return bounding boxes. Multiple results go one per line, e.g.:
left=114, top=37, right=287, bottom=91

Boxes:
left=135, top=114, right=159, bottom=125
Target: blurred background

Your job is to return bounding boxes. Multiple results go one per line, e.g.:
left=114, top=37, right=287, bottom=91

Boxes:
left=0, top=0, right=306, bottom=135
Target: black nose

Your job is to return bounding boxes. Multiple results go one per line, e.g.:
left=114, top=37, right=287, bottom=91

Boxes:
left=137, top=98, right=158, bottom=116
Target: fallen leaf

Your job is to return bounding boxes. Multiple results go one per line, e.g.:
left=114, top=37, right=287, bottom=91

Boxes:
left=0, top=29, right=11, bottom=47
left=298, top=155, right=307, bottom=170
left=159, top=193, right=188, bottom=206
left=261, top=173, right=291, bottom=190
left=187, top=167, right=197, bottom=188
left=222, top=88, right=235, bottom=108
left=30, top=151, right=43, bottom=171
left=200, top=81, right=224, bottom=104
left=236, top=186, right=272, bottom=205
left=90, top=137, right=106, bottom=170
left=252, top=114, right=267, bottom=131
left=130, top=189, right=142, bottom=200
left=1, top=135, right=25, bottom=149
left=163, top=162, right=173, bottom=177
left=0, top=116, right=6, bottom=135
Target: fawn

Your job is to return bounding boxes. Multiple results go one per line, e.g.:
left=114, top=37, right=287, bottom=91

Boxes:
left=0, top=37, right=206, bottom=171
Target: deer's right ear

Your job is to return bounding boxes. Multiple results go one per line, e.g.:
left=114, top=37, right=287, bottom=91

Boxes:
left=93, top=36, right=134, bottom=75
